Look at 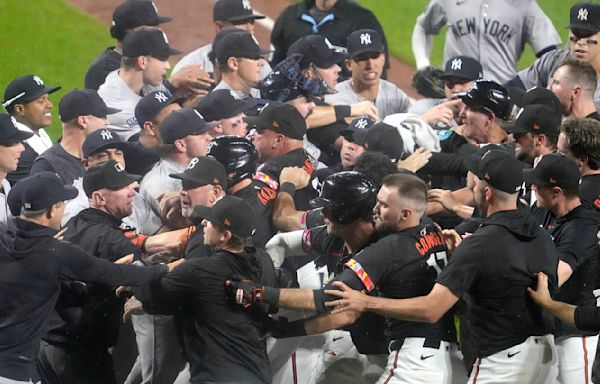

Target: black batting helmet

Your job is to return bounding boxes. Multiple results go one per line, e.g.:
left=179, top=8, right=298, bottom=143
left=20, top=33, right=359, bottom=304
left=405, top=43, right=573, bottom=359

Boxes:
left=458, top=80, right=512, bottom=120
left=310, top=171, right=377, bottom=224
left=208, top=136, right=258, bottom=187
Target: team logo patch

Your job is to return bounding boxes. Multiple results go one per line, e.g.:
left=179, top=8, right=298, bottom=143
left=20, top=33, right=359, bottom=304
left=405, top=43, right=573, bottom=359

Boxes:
left=579, top=8, right=589, bottom=21
left=100, top=130, right=113, bottom=140
left=32, top=75, right=44, bottom=86
left=187, top=157, right=199, bottom=169
left=241, top=0, right=251, bottom=10
left=360, top=33, right=372, bottom=45
left=355, top=118, right=368, bottom=129
left=451, top=58, right=462, bottom=71
left=154, top=92, right=168, bottom=103
left=345, top=259, right=374, bottom=291
left=115, top=163, right=125, bottom=172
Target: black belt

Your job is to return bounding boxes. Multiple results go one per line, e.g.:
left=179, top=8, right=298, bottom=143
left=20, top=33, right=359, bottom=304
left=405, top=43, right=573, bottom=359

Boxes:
left=388, top=338, right=442, bottom=351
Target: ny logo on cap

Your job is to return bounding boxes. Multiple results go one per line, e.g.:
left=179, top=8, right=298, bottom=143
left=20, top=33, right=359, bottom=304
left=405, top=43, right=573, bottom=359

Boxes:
left=10, top=116, right=18, bottom=128
left=100, top=130, right=114, bottom=140
left=360, top=33, right=372, bottom=45
left=355, top=119, right=369, bottom=129
left=187, top=157, right=199, bottom=170
left=115, top=163, right=125, bottom=172
left=324, top=37, right=335, bottom=49
left=151, top=2, right=159, bottom=14
left=32, top=75, right=44, bottom=86
left=241, top=0, right=251, bottom=10
left=579, top=8, right=589, bottom=21
left=155, top=92, right=168, bottom=103
left=193, top=110, right=204, bottom=120
left=162, top=31, right=169, bottom=44
left=451, top=58, right=463, bottom=71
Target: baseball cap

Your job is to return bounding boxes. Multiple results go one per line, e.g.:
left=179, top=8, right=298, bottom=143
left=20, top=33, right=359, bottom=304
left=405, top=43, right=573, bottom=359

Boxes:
left=523, top=153, right=581, bottom=189
left=122, top=29, right=181, bottom=59
left=506, top=105, right=561, bottom=137
left=58, top=89, right=121, bottom=123
left=16, top=172, right=78, bottom=211
left=111, top=0, right=172, bottom=33
left=135, top=90, right=183, bottom=126
left=213, top=0, right=265, bottom=23
left=339, top=117, right=376, bottom=142
left=0, top=113, right=34, bottom=143
left=83, top=160, right=141, bottom=197
left=510, top=87, right=561, bottom=112
left=159, top=108, right=217, bottom=144
left=83, top=128, right=130, bottom=159
left=243, top=102, right=307, bottom=140
left=362, top=123, right=404, bottom=163
left=458, top=80, right=512, bottom=120
left=208, top=28, right=246, bottom=64
left=195, top=89, right=256, bottom=122
left=346, top=29, right=384, bottom=59
left=3, top=74, right=60, bottom=109
left=567, top=3, right=600, bottom=33
left=464, top=147, right=523, bottom=193
left=170, top=156, right=228, bottom=189
left=193, top=195, right=257, bottom=237
left=442, top=56, right=483, bottom=81
left=287, top=35, right=347, bottom=69
left=216, top=31, right=269, bottom=63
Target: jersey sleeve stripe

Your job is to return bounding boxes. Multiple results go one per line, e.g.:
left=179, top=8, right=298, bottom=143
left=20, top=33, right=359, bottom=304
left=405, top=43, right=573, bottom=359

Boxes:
left=345, top=258, right=375, bottom=292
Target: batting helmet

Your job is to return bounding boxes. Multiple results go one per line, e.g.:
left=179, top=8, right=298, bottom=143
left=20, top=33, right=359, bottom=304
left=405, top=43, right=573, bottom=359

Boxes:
left=459, top=80, right=512, bottom=120
left=310, top=171, right=377, bottom=224
left=208, top=136, right=258, bottom=187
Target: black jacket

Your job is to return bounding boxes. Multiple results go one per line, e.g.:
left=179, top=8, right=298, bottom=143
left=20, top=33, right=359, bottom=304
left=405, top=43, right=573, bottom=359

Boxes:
left=0, top=218, right=167, bottom=381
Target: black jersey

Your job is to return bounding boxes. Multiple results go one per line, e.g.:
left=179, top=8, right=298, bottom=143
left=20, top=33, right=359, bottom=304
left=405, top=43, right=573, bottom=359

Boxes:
left=233, top=180, right=277, bottom=248
left=85, top=47, right=121, bottom=91
left=437, top=210, right=558, bottom=358
left=551, top=206, right=600, bottom=338
left=579, top=174, right=600, bottom=216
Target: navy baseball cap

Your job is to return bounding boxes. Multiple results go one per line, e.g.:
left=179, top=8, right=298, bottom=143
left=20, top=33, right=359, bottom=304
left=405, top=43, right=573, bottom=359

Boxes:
left=122, top=29, right=181, bottom=59
left=15, top=172, right=78, bottom=211
left=208, top=28, right=246, bottom=64
left=59, top=89, right=120, bottom=123
left=287, top=35, right=347, bottom=69
left=193, top=195, right=257, bottom=237
left=3, top=74, right=60, bottom=110
left=170, top=156, right=228, bottom=189
left=135, top=90, right=183, bottom=126
left=83, top=160, right=141, bottom=197
left=83, top=128, right=130, bottom=159
left=0, top=113, right=33, bottom=143
left=244, top=102, right=307, bottom=140
left=442, top=56, right=483, bottom=81
left=339, top=117, right=376, bottom=141
left=213, top=0, right=265, bottom=23
left=523, top=153, right=581, bottom=189
left=195, top=89, right=256, bottom=122
left=464, top=147, right=523, bottom=193
left=506, top=105, right=561, bottom=137
left=111, top=0, right=172, bottom=34
left=567, top=3, right=600, bottom=33
left=363, top=123, right=404, bottom=163
left=346, top=29, right=384, bottom=59
left=159, top=108, right=218, bottom=144
left=216, top=31, right=270, bottom=63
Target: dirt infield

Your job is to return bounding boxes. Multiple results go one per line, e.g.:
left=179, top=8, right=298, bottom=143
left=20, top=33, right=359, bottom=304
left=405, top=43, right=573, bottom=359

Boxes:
left=67, top=0, right=418, bottom=98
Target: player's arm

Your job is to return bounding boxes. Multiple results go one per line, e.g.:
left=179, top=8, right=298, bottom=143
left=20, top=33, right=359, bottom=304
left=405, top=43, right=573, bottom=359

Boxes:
left=273, top=167, right=311, bottom=232
left=306, top=102, right=379, bottom=129
left=411, top=0, right=446, bottom=69
left=557, top=260, right=573, bottom=287
left=265, top=230, right=307, bottom=268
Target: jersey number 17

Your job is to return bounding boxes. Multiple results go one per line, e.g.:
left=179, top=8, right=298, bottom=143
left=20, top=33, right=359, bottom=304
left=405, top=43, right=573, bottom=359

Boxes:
left=426, top=251, right=448, bottom=276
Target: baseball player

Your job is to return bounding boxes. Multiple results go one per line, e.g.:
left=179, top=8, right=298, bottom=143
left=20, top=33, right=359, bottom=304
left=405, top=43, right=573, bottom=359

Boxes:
left=412, top=0, right=561, bottom=84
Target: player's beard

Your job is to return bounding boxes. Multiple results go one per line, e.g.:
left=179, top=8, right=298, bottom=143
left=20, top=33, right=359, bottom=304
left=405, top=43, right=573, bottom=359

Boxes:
left=374, top=220, right=398, bottom=237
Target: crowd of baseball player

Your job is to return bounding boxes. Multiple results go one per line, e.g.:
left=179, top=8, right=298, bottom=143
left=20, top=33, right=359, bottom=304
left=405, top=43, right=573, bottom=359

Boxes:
left=2, top=0, right=600, bottom=383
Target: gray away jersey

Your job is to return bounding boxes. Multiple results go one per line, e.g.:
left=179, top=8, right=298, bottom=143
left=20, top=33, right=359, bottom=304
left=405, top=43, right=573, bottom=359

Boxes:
left=416, top=0, right=561, bottom=83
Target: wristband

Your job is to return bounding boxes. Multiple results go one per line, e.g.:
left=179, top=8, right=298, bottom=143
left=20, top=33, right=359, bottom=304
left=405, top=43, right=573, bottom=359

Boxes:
left=279, top=182, right=296, bottom=197
left=334, top=105, right=351, bottom=121
left=262, top=287, right=280, bottom=306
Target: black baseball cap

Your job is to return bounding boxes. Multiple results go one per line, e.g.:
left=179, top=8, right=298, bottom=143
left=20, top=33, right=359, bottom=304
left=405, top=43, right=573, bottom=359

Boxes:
left=208, top=28, right=246, bottom=64
left=339, top=117, right=376, bottom=142
left=170, top=156, right=228, bottom=189
left=16, top=172, right=78, bottom=211
left=0, top=113, right=33, bottom=143
left=464, top=148, right=523, bottom=193
left=216, top=31, right=269, bottom=63
left=346, top=29, right=384, bottom=59
left=506, top=105, right=561, bottom=137
left=458, top=80, right=512, bottom=120
left=362, top=123, right=404, bottom=163
left=59, top=89, right=120, bottom=123
left=195, top=89, right=256, bottom=122
left=523, top=153, right=581, bottom=189
left=287, top=35, right=347, bottom=69
left=112, top=0, right=172, bottom=33
left=511, top=87, right=561, bottom=112
left=193, top=195, right=257, bottom=237
left=567, top=3, right=600, bottom=33
left=135, top=90, right=183, bottom=126
left=244, top=102, right=307, bottom=140
left=3, top=74, right=60, bottom=109
left=159, top=108, right=218, bottom=144
left=122, top=29, right=181, bottom=59
left=213, top=0, right=265, bottom=23
left=83, top=160, right=141, bottom=197
left=83, top=128, right=130, bottom=159
left=442, top=56, right=483, bottom=81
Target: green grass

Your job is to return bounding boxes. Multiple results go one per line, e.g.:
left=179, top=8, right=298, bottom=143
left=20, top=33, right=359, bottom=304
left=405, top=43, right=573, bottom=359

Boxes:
left=0, top=0, right=113, bottom=139
left=359, top=0, right=572, bottom=70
